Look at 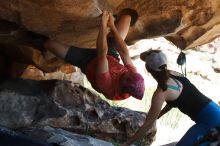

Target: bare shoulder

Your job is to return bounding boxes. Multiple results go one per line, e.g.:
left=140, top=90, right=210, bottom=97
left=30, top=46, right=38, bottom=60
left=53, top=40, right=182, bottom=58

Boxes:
left=153, top=88, right=167, bottom=100
left=169, top=70, right=184, bottom=77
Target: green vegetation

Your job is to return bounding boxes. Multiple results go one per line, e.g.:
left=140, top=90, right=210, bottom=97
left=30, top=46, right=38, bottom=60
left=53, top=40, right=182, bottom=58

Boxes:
left=110, top=140, right=121, bottom=146
left=159, top=108, right=184, bottom=129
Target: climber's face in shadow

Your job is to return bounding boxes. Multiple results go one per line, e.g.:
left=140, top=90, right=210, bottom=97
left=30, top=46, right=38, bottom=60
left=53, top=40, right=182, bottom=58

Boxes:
left=119, top=72, right=145, bottom=100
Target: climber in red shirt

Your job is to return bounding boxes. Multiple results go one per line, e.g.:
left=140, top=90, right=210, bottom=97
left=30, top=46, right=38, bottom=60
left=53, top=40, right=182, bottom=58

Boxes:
left=28, top=9, right=145, bottom=101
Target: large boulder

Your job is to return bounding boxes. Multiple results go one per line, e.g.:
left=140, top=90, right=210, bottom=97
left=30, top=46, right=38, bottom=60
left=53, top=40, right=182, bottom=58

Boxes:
left=0, top=0, right=220, bottom=49
left=1, top=0, right=220, bottom=76
left=0, top=126, right=114, bottom=146
left=0, top=79, right=156, bottom=145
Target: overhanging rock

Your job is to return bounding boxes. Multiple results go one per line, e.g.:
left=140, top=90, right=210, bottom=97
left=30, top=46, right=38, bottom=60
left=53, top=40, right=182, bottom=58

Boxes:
left=1, top=0, right=220, bottom=49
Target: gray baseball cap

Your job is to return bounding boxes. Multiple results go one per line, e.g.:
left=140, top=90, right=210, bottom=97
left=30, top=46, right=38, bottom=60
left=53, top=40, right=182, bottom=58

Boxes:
left=140, top=50, right=167, bottom=71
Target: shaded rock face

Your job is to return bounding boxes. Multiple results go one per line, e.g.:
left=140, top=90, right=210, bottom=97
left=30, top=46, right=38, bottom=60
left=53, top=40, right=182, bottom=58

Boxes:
left=0, top=79, right=156, bottom=145
left=1, top=0, right=220, bottom=49
left=0, top=126, right=114, bottom=146
left=1, top=0, right=220, bottom=77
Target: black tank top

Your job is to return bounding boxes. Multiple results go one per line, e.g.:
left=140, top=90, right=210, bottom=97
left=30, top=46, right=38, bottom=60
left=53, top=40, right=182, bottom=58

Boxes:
left=166, top=75, right=211, bottom=121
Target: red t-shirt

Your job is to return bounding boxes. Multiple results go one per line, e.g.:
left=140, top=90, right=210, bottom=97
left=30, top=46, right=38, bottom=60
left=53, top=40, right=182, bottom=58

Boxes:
left=85, top=55, right=137, bottom=100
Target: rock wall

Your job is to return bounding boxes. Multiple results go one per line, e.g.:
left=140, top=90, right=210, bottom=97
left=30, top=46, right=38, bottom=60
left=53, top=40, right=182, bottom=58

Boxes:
left=0, top=79, right=156, bottom=145
left=1, top=0, right=220, bottom=49
left=1, top=0, right=220, bottom=77
left=0, top=126, right=115, bottom=146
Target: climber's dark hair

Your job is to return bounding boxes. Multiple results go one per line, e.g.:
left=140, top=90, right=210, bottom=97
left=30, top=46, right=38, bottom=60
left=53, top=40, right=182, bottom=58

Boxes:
left=146, top=65, right=170, bottom=91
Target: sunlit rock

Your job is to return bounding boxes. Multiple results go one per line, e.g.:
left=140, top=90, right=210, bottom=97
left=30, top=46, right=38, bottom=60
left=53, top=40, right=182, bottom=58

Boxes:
left=1, top=0, right=220, bottom=49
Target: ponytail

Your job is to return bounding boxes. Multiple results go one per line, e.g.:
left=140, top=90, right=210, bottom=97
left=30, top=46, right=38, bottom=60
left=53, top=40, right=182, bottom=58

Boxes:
left=147, top=64, right=169, bottom=91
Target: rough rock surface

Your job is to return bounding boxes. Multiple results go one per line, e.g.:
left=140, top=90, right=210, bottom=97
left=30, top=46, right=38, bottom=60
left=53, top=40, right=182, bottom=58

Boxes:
left=0, top=79, right=156, bottom=145
left=21, top=65, right=83, bottom=83
left=0, top=126, right=114, bottom=146
left=212, top=38, right=220, bottom=73
left=0, top=0, right=220, bottom=49
left=1, top=0, right=220, bottom=76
